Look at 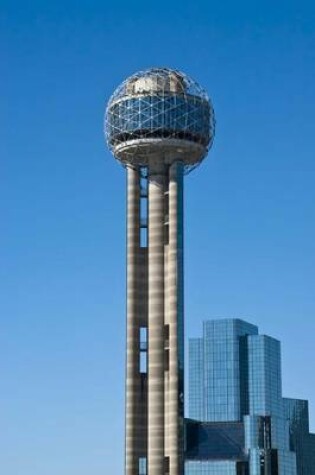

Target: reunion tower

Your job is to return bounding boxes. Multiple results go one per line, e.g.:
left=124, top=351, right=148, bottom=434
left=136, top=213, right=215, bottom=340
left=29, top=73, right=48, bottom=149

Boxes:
left=105, top=68, right=215, bottom=475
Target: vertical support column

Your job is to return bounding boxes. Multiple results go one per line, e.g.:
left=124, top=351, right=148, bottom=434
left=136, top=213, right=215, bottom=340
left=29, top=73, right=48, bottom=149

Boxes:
left=168, top=162, right=184, bottom=475
left=148, top=164, right=165, bottom=475
left=126, top=166, right=140, bottom=475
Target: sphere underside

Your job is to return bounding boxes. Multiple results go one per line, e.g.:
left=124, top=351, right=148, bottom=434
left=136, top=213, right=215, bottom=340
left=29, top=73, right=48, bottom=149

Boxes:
left=114, top=138, right=206, bottom=172
left=105, top=68, right=215, bottom=174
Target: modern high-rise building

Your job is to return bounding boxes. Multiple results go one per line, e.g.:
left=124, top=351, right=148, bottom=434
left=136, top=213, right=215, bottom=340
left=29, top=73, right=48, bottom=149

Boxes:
left=186, top=319, right=315, bottom=474
left=105, top=68, right=215, bottom=475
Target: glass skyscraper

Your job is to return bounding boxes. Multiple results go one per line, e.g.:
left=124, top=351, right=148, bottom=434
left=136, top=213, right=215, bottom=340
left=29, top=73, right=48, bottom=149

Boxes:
left=185, top=319, right=315, bottom=474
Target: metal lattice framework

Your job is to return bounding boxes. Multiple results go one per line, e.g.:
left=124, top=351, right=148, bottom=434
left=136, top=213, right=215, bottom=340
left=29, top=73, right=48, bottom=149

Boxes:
left=105, top=67, right=215, bottom=174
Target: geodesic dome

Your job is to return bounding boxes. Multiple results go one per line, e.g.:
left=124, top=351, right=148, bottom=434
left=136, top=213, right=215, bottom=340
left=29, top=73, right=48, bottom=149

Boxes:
left=105, top=67, right=215, bottom=174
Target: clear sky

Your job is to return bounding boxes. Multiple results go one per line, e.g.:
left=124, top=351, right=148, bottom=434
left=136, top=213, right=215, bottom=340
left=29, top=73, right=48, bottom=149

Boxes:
left=1, top=1, right=315, bottom=474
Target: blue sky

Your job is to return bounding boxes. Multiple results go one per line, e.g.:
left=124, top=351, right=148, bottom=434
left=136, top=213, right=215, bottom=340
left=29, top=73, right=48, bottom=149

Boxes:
left=1, top=1, right=315, bottom=474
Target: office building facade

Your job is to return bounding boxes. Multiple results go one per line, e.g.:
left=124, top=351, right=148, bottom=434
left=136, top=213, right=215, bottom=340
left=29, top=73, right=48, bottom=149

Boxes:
left=186, top=319, right=315, bottom=474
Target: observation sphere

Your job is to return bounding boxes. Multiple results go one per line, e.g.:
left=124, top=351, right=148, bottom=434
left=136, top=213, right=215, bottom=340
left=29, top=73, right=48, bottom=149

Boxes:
left=105, top=67, right=215, bottom=174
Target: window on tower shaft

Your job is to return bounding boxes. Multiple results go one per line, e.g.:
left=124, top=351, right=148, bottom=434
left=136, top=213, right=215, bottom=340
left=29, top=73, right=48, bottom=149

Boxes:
left=139, top=457, right=147, bottom=475
left=139, top=327, right=147, bottom=374
left=140, top=171, right=148, bottom=248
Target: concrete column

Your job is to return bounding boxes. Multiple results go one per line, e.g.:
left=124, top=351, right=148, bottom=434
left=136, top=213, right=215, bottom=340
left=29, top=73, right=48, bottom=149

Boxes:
left=126, top=166, right=140, bottom=475
left=148, top=164, right=165, bottom=475
left=168, top=162, right=184, bottom=475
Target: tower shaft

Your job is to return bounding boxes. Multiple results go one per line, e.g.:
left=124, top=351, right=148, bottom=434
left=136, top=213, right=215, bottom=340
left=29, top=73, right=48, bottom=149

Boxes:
left=126, top=167, right=147, bottom=475
left=125, top=163, right=184, bottom=475
left=148, top=165, right=166, bottom=475
left=167, top=163, right=184, bottom=475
